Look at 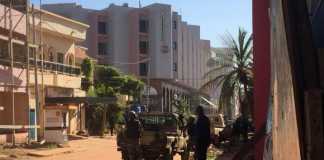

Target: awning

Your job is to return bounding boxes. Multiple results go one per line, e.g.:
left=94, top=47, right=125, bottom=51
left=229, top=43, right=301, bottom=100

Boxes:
left=45, top=97, right=117, bottom=105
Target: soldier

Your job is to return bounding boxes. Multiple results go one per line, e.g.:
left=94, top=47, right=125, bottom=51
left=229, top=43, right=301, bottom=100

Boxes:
left=125, top=111, right=142, bottom=160
left=194, top=106, right=211, bottom=160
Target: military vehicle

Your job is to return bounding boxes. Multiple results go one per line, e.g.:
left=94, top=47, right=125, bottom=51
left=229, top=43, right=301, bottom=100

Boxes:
left=117, top=112, right=189, bottom=160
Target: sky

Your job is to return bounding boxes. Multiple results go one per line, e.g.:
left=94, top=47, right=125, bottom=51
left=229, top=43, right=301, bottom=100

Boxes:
left=31, top=0, right=252, bottom=47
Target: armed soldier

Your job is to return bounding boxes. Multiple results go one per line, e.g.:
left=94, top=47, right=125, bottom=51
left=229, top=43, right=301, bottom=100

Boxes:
left=125, top=111, right=142, bottom=160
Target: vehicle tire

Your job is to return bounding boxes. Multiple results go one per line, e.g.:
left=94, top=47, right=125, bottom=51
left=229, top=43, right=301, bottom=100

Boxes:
left=122, top=150, right=129, bottom=160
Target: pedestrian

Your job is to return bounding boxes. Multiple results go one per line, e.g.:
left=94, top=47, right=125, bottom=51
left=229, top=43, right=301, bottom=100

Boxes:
left=194, top=106, right=211, bottom=160
left=125, top=111, right=142, bottom=160
left=186, top=116, right=196, bottom=139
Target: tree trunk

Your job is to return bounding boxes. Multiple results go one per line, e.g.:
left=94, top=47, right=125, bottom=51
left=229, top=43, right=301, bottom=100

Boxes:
left=102, top=106, right=107, bottom=136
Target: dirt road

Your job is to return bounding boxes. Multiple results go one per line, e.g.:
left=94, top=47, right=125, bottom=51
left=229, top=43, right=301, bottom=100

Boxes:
left=21, top=136, right=181, bottom=160
left=32, top=137, right=122, bottom=160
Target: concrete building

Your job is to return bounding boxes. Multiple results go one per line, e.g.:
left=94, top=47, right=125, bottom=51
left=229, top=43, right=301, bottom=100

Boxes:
left=0, top=2, right=89, bottom=144
left=28, top=8, right=89, bottom=142
left=43, top=2, right=212, bottom=112
left=0, top=2, right=29, bottom=144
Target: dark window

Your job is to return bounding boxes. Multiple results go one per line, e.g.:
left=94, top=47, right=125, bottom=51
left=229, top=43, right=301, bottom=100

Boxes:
left=29, top=47, right=36, bottom=60
left=139, top=63, right=148, bottom=76
left=173, top=20, right=177, bottom=30
left=57, top=53, right=64, bottom=63
left=173, top=63, right=178, bottom=72
left=173, top=41, right=177, bottom=50
left=0, top=39, right=8, bottom=58
left=98, top=21, right=107, bottom=34
left=49, top=52, right=54, bottom=62
left=13, top=43, right=26, bottom=62
left=139, top=41, right=149, bottom=54
left=98, top=43, right=107, bottom=55
left=139, top=19, right=149, bottom=33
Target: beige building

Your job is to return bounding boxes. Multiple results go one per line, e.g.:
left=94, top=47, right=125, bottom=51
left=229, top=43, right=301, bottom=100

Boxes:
left=43, top=3, right=211, bottom=89
left=26, top=7, right=89, bottom=141
left=43, top=3, right=213, bottom=112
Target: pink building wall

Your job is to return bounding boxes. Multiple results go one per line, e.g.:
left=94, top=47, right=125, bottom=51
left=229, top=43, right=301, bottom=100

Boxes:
left=0, top=4, right=27, bottom=93
left=0, top=66, right=27, bottom=93
left=0, top=4, right=26, bottom=36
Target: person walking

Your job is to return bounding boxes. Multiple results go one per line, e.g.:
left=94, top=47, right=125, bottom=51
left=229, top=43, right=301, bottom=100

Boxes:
left=194, top=106, right=211, bottom=160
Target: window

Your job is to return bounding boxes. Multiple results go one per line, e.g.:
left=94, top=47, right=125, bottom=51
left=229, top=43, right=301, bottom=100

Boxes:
left=57, top=53, right=64, bottom=63
left=98, top=43, right=107, bottom=55
left=139, top=41, right=148, bottom=54
left=173, top=41, right=177, bottom=50
left=98, top=21, right=107, bottom=34
left=49, top=52, right=54, bottom=62
left=0, top=39, right=8, bottom=58
left=139, top=63, right=148, bottom=76
left=139, top=19, right=148, bottom=33
left=161, top=16, right=165, bottom=41
left=68, top=55, right=74, bottom=65
left=173, top=20, right=177, bottom=30
left=29, top=47, right=36, bottom=59
left=173, top=63, right=178, bottom=72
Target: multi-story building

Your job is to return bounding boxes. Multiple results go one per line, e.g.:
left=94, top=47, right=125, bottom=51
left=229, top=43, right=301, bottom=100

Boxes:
left=0, top=2, right=89, bottom=144
left=0, top=2, right=29, bottom=144
left=43, top=3, right=212, bottom=112
left=28, top=7, right=89, bottom=142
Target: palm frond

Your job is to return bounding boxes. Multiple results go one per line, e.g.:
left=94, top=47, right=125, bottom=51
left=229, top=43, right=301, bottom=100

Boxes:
left=203, top=65, right=233, bottom=78
left=201, top=74, right=226, bottom=90
left=218, top=74, right=237, bottom=113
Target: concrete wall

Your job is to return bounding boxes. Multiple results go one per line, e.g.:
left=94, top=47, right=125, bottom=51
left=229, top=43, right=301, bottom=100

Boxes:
left=147, top=4, right=173, bottom=79
left=0, top=4, right=26, bottom=35
left=0, top=66, right=27, bottom=93
left=0, top=92, right=29, bottom=126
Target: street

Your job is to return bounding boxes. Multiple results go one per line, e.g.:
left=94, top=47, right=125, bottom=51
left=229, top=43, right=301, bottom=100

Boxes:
left=32, top=137, right=122, bottom=160
left=11, top=136, right=182, bottom=160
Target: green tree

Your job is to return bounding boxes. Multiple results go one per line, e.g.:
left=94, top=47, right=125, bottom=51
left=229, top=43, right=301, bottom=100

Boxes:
left=174, top=98, right=191, bottom=119
left=203, top=28, right=253, bottom=119
left=120, top=75, right=145, bottom=101
left=86, top=65, right=145, bottom=135
left=81, top=58, right=94, bottom=91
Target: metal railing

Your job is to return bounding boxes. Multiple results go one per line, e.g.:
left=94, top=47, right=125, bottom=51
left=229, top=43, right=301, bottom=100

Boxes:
left=29, top=59, right=81, bottom=76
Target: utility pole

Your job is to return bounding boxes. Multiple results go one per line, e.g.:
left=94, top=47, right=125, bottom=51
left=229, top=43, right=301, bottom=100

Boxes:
left=39, top=0, right=45, bottom=137
left=25, top=0, right=31, bottom=144
left=8, top=0, right=15, bottom=146
left=146, top=59, right=150, bottom=111
left=32, top=4, right=39, bottom=142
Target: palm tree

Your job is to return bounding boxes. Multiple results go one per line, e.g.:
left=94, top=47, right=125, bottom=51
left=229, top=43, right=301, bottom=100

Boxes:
left=203, top=28, right=253, bottom=119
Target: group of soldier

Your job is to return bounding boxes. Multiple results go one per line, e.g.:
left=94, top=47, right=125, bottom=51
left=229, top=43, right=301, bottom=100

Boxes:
left=122, top=105, right=212, bottom=160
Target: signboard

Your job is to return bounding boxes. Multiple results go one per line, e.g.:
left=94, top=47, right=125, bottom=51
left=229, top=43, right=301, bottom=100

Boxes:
left=44, top=110, right=68, bottom=144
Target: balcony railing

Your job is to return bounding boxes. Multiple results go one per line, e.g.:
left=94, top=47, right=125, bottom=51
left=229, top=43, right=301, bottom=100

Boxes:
left=29, top=59, right=81, bottom=76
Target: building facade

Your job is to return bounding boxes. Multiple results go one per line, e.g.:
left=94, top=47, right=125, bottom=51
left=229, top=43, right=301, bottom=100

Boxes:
left=28, top=8, right=89, bottom=141
left=0, top=2, right=29, bottom=144
left=43, top=3, right=211, bottom=89
left=0, top=2, right=89, bottom=144
left=42, top=3, right=213, bottom=113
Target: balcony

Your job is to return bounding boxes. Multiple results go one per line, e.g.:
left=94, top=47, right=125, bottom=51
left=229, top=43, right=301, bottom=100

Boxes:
left=29, top=59, right=81, bottom=76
